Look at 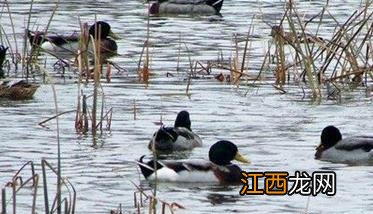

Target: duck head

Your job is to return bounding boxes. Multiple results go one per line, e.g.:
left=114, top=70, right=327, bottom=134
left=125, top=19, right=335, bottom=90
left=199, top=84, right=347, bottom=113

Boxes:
left=0, top=45, right=8, bottom=67
left=315, top=125, right=342, bottom=159
left=149, top=1, right=160, bottom=15
left=174, top=110, right=191, bottom=131
left=89, top=21, right=119, bottom=53
left=209, top=140, right=250, bottom=165
left=0, top=45, right=8, bottom=78
left=89, top=21, right=118, bottom=40
left=26, top=30, right=46, bottom=46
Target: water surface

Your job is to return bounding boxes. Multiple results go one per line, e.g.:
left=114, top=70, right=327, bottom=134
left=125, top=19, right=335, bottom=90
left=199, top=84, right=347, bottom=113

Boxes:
left=0, top=1, right=372, bottom=213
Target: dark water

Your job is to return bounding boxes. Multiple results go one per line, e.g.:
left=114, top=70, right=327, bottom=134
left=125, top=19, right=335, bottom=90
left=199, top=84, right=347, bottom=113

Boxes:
left=0, top=0, right=372, bottom=213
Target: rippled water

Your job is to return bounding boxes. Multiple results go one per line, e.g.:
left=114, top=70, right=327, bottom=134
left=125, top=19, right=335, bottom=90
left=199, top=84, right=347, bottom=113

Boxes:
left=0, top=0, right=372, bottom=213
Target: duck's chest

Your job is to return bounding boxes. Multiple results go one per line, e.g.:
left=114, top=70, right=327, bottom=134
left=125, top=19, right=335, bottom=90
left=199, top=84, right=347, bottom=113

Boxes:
left=149, top=167, right=220, bottom=183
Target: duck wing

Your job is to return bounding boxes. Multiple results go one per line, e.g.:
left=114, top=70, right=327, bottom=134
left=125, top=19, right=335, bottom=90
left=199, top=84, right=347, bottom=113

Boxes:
left=138, top=157, right=215, bottom=180
left=148, top=126, right=178, bottom=150
left=46, top=33, right=80, bottom=46
left=1, top=80, right=30, bottom=88
left=27, top=30, right=79, bottom=46
left=335, top=137, right=373, bottom=152
left=163, top=0, right=206, bottom=4
left=163, top=160, right=242, bottom=183
left=166, top=0, right=223, bottom=7
left=173, top=127, right=194, bottom=139
left=163, top=159, right=213, bottom=171
left=138, top=157, right=243, bottom=183
left=173, top=127, right=203, bottom=149
left=148, top=127, right=202, bottom=151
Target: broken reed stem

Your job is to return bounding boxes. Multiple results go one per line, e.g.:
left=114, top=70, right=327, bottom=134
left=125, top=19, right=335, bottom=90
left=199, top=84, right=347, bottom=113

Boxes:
left=137, top=43, right=146, bottom=79
left=95, top=107, right=113, bottom=130
left=39, top=110, right=76, bottom=127
left=231, top=35, right=239, bottom=83
left=136, top=4, right=151, bottom=87
left=183, top=42, right=193, bottom=96
left=83, top=94, right=89, bottom=133
left=176, top=33, right=181, bottom=72
left=100, top=88, right=105, bottom=134
left=145, top=5, right=150, bottom=86
left=131, top=181, right=184, bottom=214
left=41, top=159, right=76, bottom=214
left=2, top=162, right=39, bottom=214
left=272, top=26, right=286, bottom=87
left=234, top=16, right=255, bottom=85
left=75, top=48, right=83, bottom=132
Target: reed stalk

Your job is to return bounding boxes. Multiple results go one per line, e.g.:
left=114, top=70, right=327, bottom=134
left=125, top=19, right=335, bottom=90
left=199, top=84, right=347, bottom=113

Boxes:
left=90, top=21, right=102, bottom=142
left=1, top=188, right=5, bottom=214
left=234, top=16, right=255, bottom=85
left=3, top=0, right=18, bottom=70
left=184, top=43, right=193, bottom=96
left=137, top=4, right=151, bottom=87
left=22, top=0, right=34, bottom=75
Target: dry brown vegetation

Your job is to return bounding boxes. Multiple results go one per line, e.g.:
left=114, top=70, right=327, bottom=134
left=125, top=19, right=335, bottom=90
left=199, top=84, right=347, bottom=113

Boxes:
left=194, top=1, right=373, bottom=101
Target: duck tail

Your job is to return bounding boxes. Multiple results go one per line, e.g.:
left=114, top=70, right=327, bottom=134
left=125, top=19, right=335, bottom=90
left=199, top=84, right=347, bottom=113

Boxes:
left=206, top=0, right=224, bottom=13
left=137, top=156, right=165, bottom=179
left=136, top=156, right=156, bottom=179
left=137, top=155, right=154, bottom=179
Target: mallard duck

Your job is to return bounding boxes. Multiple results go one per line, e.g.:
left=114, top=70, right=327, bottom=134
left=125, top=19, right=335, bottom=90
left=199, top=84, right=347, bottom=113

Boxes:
left=148, top=0, right=224, bottom=16
left=27, top=21, right=118, bottom=56
left=148, top=110, right=202, bottom=152
left=0, top=46, right=38, bottom=100
left=315, top=126, right=373, bottom=163
left=0, top=80, right=39, bottom=100
left=0, top=45, right=9, bottom=79
left=138, top=140, right=250, bottom=184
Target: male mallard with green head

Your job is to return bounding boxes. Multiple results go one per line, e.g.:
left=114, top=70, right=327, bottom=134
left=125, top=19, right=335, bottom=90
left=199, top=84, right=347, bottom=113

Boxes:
left=148, top=110, right=202, bottom=152
left=315, top=126, right=373, bottom=164
left=27, top=21, right=118, bottom=56
left=139, top=140, right=250, bottom=184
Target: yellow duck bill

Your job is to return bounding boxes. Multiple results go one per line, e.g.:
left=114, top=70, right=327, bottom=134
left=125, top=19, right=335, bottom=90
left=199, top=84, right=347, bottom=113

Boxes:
left=234, top=152, right=250, bottom=164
